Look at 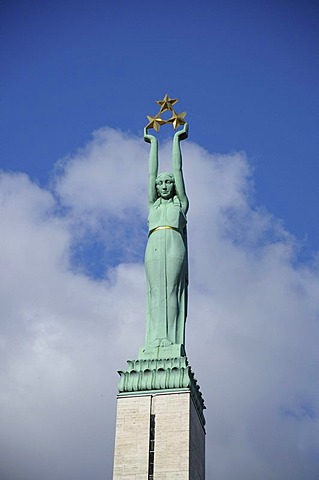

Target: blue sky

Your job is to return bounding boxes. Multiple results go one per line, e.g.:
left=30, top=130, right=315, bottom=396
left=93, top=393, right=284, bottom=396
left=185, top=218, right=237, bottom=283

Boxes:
left=1, top=0, right=319, bottom=257
left=1, top=1, right=319, bottom=479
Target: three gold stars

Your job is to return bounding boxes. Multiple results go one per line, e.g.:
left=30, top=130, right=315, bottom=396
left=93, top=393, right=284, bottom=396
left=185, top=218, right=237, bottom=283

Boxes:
left=145, top=93, right=187, bottom=132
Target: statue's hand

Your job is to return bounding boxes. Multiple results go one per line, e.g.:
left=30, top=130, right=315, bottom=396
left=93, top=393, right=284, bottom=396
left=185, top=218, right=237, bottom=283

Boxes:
left=174, top=123, right=189, bottom=141
left=144, top=127, right=157, bottom=144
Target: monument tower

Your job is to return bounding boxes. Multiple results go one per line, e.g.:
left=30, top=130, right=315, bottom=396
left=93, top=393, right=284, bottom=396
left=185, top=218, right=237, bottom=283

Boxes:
left=112, top=95, right=205, bottom=479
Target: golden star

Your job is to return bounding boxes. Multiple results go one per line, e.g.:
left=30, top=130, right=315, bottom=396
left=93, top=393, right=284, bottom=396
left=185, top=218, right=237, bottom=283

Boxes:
left=167, top=110, right=187, bottom=130
left=145, top=114, right=166, bottom=132
left=156, top=93, right=178, bottom=113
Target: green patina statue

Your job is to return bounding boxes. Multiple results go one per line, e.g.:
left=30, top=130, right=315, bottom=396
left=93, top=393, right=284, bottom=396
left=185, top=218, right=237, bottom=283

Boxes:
left=118, top=97, right=205, bottom=422
left=139, top=95, right=189, bottom=360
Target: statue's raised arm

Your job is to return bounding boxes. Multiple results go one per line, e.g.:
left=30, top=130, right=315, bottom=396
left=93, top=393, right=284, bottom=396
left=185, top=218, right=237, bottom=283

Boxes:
left=172, top=123, right=189, bottom=215
left=144, top=127, right=158, bottom=207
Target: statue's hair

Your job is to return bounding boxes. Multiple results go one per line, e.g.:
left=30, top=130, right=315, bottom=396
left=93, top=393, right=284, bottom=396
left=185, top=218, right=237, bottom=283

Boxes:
left=156, top=172, right=175, bottom=183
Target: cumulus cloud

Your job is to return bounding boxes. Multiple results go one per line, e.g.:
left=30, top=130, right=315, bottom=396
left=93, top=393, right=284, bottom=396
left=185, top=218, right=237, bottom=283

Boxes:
left=0, top=127, right=319, bottom=479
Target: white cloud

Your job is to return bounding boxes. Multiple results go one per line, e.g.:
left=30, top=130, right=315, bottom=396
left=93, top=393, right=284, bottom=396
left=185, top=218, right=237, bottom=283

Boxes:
left=55, top=127, right=147, bottom=217
left=1, top=128, right=319, bottom=479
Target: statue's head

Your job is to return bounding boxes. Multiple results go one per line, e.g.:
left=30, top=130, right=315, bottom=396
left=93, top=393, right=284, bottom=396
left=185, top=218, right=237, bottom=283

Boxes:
left=156, top=172, right=175, bottom=199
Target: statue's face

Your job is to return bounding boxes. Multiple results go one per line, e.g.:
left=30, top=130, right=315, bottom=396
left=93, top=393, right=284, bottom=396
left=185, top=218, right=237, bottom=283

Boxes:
left=156, top=174, right=175, bottom=199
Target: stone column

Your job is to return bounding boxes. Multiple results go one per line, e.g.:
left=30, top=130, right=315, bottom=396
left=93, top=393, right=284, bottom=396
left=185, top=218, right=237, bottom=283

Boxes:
left=113, top=374, right=205, bottom=480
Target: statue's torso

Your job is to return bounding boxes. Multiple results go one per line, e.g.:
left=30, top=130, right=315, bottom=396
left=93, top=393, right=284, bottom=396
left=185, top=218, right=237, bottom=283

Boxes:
left=148, top=198, right=186, bottom=232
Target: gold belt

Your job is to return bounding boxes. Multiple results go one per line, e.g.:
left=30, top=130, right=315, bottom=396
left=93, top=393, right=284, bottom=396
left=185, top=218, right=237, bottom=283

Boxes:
left=148, top=226, right=180, bottom=237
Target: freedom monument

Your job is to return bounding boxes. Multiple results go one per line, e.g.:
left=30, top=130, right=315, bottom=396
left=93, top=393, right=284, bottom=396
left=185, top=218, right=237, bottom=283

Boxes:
left=112, top=95, right=205, bottom=479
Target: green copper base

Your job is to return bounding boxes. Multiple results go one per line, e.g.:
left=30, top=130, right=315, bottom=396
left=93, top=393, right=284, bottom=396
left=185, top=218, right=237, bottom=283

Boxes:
left=118, top=356, right=205, bottom=427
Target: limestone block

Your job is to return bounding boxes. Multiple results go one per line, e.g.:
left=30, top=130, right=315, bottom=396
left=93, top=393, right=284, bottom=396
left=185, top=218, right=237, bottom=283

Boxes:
left=113, top=396, right=151, bottom=480
left=113, top=391, right=205, bottom=480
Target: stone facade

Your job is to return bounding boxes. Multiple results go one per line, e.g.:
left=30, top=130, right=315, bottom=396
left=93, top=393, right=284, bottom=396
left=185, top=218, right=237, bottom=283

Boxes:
left=113, top=395, right=151, bottom=479
left=113, top=391, right=205, bottom=480
left=189, top=394, right=205, bottom=480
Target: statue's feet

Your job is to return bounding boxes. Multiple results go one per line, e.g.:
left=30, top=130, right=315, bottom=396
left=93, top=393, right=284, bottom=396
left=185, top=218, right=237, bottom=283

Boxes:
left=160, top=338, right=173, bottom=347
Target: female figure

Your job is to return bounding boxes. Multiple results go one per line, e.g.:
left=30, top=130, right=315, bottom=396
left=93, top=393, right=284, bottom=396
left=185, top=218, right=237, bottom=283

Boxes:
left=143, top=123, right=189, bottom=353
